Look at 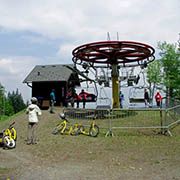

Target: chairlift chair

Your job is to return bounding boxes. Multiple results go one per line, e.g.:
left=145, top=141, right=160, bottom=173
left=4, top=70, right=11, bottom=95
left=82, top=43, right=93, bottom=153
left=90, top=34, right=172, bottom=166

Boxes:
left=96, top=86, right=111, bottom=109
left=119, top=67, right=138, bottom=86
left=128, top=66, right=150, bottom=104
left=95, top=67, right=111, bottom=87
left=129, top=86, right=145, bottom=104
left=74, top=81, right=98, bottom=103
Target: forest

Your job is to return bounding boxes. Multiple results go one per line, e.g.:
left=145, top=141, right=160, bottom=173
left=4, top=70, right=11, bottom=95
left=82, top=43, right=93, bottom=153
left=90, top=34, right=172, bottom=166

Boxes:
left=0, top=86, right=26, bottom=119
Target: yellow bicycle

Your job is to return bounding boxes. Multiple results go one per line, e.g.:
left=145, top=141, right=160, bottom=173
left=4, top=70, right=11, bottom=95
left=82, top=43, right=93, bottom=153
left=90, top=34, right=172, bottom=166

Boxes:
left=52, top=113, right=99, bottom=137
left=76, top=120, right=99, bottom=137
left=52, top=114, right=79, bottom=135
left=0, top=122, right=17, bottom=149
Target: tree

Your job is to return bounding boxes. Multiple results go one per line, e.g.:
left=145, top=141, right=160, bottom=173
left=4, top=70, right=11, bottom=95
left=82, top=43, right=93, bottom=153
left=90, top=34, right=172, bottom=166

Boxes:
left=4, top=98, right=15, bottom=116
left=158, top=41, right=180, bottom=103
left=0, top=84, right=26, bottom=117
left=146, top=60, right=163, bottom=102
left=0, top=83, right=15, bottom=117
left=0, top=83, right=5, bottom=115
left=7, top=89, right=26, bottom=113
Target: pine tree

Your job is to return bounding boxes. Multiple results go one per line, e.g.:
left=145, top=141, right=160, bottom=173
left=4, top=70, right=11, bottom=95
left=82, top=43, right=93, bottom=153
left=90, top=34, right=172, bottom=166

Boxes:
left=8, top=89, right=26, bottom=113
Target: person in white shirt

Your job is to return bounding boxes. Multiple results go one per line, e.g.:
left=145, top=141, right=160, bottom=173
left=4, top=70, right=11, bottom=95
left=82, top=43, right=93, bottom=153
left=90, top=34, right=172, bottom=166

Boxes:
left=26, top=97, right=42, bottom=145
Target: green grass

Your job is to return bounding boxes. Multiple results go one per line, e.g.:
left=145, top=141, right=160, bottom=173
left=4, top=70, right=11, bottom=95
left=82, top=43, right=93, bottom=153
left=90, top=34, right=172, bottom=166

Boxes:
left=0, top=110, right=25, bottom=122
left=0, top=115, right=9, bottom=121
left=0, top=108, right=180, bottom=179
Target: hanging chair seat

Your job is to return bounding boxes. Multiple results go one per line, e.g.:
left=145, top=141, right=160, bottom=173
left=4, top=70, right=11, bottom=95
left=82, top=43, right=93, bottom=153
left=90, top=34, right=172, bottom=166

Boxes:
left=129, top=98, right=145, bottom=103
left=66, top=93, right=97, bottom=103
left=129, top=98, right=152, bottom=103
left=74, top=93, right=97, bottom=102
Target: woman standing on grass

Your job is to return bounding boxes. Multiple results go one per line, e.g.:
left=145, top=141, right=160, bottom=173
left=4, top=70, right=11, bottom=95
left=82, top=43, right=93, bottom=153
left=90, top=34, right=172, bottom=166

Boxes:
left=26, top=97, right=42, bottom=145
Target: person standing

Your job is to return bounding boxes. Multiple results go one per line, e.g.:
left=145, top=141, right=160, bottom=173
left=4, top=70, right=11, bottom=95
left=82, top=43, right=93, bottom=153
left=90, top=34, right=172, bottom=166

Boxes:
left=26, top=97, right=42, bottom=145
left=71, top=89, right=80, bottom=108
left=144, top=88, right=150, bottom=107
left=119, top=91, right=124, bottom=108
left=155, top=91, right=162, bottom=107
left=70, top=88, right=77, bottom=108
left=50, top=89, right=56, bottom=113
left=79, top=89, right=88, bottom=108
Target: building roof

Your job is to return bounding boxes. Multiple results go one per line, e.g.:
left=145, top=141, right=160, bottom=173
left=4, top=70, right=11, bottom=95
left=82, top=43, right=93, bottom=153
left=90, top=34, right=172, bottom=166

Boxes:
left=23, top=64, right=78, bottom=83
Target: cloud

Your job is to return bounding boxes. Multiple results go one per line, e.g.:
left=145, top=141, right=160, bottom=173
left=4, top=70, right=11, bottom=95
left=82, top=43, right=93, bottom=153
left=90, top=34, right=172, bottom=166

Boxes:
left=0, top=56, right=46, bottom=101
left=57, top=43, right=75, bottom=63
left=0, top=0, right=179, bottom=43
left=0, top=0, right=179, bottom=102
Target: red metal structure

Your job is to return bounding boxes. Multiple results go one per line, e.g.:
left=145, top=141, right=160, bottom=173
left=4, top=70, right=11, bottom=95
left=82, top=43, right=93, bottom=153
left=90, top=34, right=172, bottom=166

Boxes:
left=72, top=41, right=155, bottom=108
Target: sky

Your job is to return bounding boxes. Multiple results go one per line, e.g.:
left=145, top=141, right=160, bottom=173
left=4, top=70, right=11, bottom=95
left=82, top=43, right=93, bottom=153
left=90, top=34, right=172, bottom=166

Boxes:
left=0, top=0, right=179, bottom=102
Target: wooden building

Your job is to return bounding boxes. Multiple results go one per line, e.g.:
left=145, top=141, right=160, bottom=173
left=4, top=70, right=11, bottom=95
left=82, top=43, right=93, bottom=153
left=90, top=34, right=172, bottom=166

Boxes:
left=23, top=64, right=80, bottom=108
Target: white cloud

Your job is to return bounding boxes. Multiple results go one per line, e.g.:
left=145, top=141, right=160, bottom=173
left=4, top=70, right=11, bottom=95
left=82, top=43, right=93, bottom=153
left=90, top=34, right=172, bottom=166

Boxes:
left=0, top=0, right=179, bottom=42
left=57, top=44, right=75, bottom=62
left=0, top=56, right=45, bottom=101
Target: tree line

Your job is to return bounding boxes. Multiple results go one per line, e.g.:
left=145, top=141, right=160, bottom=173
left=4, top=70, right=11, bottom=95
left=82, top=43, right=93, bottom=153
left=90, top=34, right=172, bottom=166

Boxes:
left=0, top=85, right=26, bottom=117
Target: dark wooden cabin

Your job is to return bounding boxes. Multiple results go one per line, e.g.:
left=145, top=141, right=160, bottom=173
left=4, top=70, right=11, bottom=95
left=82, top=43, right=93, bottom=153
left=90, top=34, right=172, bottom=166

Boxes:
left=23, top=64, right=80, bottom=108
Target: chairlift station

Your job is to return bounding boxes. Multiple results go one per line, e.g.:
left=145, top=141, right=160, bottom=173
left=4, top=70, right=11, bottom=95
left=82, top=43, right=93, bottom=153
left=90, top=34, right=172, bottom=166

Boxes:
left=72, top=41, right=155, bottom=108
left=23, top=40, right=155, bottom=109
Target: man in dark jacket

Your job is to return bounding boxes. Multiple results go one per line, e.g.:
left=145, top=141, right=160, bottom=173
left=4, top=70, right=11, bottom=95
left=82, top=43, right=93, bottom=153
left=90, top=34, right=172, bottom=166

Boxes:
left=50, top=89, right=56, bottom=113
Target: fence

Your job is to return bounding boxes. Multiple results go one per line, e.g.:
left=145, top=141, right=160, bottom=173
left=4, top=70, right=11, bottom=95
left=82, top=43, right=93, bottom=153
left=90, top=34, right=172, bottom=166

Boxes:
left=163, top=105, right=180, bottom=136
left=63, top=105, right=180, bottom=136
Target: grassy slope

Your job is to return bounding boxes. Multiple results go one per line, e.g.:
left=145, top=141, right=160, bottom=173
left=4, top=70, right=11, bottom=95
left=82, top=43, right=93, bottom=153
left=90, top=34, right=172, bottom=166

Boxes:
left=0, top=108, right=180, bottom=179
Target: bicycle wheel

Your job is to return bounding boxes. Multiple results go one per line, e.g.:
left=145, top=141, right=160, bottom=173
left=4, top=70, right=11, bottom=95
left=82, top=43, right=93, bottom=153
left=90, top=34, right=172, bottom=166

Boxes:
left=3, top=136, right=16, bottom=149
left=89, top=125, right=99, bottom=137
left=52, top=123, right=64, bottom=135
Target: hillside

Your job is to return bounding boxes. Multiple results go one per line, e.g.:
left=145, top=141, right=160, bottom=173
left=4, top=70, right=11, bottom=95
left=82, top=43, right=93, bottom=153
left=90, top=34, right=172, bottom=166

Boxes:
left=0, top=108, right=180, bottom=180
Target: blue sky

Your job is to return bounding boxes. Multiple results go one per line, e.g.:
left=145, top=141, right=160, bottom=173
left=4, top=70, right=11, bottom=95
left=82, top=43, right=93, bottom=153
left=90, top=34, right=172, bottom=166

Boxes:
left=0, top=31, right=60, bottom=57
left=0, top=0, right=179, bottom=102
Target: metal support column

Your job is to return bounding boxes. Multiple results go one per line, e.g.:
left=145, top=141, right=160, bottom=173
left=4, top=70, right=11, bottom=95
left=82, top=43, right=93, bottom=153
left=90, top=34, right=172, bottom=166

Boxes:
left=111, top=64, right=120, bottom=109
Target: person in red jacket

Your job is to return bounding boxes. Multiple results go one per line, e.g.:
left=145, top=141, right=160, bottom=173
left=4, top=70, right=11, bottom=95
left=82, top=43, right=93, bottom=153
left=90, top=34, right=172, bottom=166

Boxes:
left=79, top=89, right=89, bottom=108
left=155, top=91, right=162, bottom=107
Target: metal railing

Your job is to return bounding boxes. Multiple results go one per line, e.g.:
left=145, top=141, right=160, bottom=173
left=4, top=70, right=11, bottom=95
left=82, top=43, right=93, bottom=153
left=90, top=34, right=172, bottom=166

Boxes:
left=163, top=105, right=180, bottom=136
left=63, top=105, right=180, bottom=136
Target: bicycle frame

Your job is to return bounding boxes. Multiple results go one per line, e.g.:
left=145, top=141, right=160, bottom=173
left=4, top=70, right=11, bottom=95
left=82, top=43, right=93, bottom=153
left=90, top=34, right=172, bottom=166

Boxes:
left=60, top=119, right=73, bottom=135
left=4, top=122, right=17, bottom=141
left=78, top=120, right=99, bottom=137
left=52, top=118, right=79, bottom=135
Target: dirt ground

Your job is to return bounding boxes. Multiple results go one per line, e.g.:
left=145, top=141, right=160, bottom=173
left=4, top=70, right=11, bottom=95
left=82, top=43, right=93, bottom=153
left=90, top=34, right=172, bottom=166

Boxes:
left=0, top=108, right=180, bottom=180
